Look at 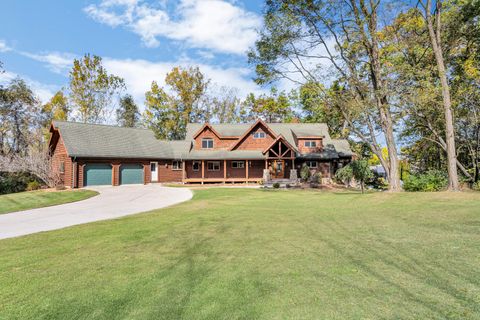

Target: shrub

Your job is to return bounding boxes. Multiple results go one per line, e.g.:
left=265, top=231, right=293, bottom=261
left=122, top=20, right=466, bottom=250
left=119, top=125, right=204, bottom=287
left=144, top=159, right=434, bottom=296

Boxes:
left=26, top=180, right=41, bottom=191
left=335, top=164, right=353, bottom=185
left=272, top=182, right=280, bottom=189
left=471, top=181, right=480, bottom=191
left=300, top=164, right=311, bottom=182
left=312, top=172, right=322, bottom=184
left=403, top=170, right=448, bottom=192
left=0, top=172, right=39, bottom=195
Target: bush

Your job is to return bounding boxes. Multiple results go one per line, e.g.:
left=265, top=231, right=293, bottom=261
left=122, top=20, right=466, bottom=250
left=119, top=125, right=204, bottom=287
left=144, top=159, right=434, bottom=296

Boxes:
left=403, top=170, right=448, bottom=192
left=300, top=164, right=311, bottom=182
left=0, top=172, right=40, bottom=195
left=272, top=182, right=280, bottom=189
left=335, top=165, right=353, bottom=185
left=26, top=180, right=41, bottom=191
left=312, top=172, right=322, bottom=184
left=472, top=181, right=480, bottom=191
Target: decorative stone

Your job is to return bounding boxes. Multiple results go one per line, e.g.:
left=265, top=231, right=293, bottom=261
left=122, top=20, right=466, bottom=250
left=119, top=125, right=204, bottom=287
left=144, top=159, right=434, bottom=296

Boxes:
left=263, top=169, right=271, bottom=183
left=289, top=169, right=298, bottom=182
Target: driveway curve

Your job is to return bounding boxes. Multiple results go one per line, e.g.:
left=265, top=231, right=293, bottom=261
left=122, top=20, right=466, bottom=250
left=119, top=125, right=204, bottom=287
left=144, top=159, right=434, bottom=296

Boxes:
left=0, top=185, right=193, bottom=240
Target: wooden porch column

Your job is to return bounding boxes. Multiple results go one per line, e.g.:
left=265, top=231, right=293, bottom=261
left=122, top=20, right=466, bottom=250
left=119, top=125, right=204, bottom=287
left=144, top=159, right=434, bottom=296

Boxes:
left=265, top=159, right=268, bottom=169
left=246, top=160, right=249, bottom=182
left=223, top=160, right=227, bottom=184
left=201, top=160, right=205, bottom=185
left=182, top=161, right=186, bottom=184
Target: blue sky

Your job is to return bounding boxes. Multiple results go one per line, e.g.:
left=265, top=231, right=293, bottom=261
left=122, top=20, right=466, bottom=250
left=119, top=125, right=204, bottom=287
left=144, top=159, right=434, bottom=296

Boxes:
left=0, top=0, right=272, bottom=108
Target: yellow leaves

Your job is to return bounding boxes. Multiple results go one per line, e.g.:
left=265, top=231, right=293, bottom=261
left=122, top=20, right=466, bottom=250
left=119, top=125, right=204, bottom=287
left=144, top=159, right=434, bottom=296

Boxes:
left=463, top=57, right=480, bottom=79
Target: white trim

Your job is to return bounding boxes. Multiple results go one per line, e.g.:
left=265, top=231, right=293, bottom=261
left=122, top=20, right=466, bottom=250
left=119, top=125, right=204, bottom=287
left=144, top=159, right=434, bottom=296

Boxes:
left=306, top=161, right=318, bottom=168
left=172, top=160, right=182, bottom=171
left=231, top=161, right=245, bottom=168
left=192, top=161, right=201, bottom=171
left=201, top=138, right=214, bottom=149
left=150, top=162, right=158, bottom=182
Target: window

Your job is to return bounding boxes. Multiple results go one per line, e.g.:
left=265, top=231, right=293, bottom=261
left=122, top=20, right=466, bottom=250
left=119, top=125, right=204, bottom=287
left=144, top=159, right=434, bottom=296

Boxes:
left=207, top=161, right=220, bottom=171
left=172, top=160, right=182, bottom=170
left=304, top=141, right=317, bottom=148
left=150, top=163, right=156, bottom=172
left=253, top=131, right=266, bottom=139
left=231, top=161, right=245, bottom=169
left=306, top=161, right=317, bottom=168
left=202, top=138, right=214, bottom=149
left=192, top=161, right=200, bottom=171
left=59, top=162, right=65, bottom=174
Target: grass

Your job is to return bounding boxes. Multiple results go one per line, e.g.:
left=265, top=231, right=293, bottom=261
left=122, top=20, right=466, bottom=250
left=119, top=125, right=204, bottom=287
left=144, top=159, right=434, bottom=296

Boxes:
left=0, top=189, right=98, bottom=214
left=0, top=188, right=479, bottom=319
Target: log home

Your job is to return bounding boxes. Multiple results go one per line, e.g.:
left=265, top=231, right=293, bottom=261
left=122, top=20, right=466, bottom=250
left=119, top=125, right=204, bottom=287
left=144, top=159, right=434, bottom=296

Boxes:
left=49, top=119, right=353, bottom=187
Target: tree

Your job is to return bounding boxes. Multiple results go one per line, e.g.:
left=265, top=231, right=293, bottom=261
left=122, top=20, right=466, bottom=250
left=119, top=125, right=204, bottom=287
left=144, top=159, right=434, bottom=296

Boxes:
left=351, top=160, right=374, bottom=194
left=69, top=54, right=125, bottom=124
left=144, top=66, right=209, bottom=139
left=0, top=78, right=41, bottom=155
left=420, top=0, right=460, bottom=191
left=208, top=86, right=245, bottom=123
left=249, top=0, right=402, bottom=191
left=116, top=94, right=140, bottom=127
left=42, top=90, right=69, bottom=122
left=241, top=88, right=294, bottom=123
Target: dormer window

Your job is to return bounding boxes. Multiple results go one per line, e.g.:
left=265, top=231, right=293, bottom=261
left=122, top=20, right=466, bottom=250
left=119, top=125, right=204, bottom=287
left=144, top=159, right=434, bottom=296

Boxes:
left=304, top=141, right=317, bottom=148
left=253, top=131, right=266, bottom=139
left=202, top=138, right=214, bottom=149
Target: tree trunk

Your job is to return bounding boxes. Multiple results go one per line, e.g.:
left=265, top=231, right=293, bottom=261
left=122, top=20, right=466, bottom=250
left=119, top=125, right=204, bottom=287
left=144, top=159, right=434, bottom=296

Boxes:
left=425, top=0, right=459, bottom=191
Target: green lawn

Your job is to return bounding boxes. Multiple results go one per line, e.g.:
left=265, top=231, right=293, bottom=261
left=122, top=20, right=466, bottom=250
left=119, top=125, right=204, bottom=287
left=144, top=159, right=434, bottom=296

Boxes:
left=0, top=189, right=98, bottom=214
left=1, top=189, right=479, bottom=319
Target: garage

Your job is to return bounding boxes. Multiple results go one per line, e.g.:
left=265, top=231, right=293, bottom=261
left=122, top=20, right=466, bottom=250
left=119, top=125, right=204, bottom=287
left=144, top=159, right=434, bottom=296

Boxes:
left=84, top=163, right=112, bottom=186
left=120, top=164, right=144, bottom=185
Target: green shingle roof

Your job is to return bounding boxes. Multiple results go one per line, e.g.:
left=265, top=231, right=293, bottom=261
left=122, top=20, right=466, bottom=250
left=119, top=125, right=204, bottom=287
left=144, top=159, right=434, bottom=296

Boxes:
left=52, top=121, right=189, bottom=159
left=53, top=121, right=353, bottom=160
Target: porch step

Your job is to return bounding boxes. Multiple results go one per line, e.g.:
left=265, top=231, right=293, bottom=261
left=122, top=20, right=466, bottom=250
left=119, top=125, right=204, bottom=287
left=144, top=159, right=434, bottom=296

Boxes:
left=263, top=179, right=301, bottom=189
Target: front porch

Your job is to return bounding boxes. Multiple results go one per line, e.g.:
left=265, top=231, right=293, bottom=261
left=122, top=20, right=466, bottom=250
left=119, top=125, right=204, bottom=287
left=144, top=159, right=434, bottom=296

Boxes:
left=182, top=159, right=265, bottom=184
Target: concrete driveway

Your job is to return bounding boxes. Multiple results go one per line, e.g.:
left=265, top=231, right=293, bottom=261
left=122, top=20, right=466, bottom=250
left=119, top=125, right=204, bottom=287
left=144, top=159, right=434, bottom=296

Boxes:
left=0, top=184, right=193, bottom=240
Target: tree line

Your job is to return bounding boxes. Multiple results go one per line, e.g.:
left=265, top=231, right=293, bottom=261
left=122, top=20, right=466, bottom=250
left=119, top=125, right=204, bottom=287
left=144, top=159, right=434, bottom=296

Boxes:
left=248, top=0, right=479, bottom=191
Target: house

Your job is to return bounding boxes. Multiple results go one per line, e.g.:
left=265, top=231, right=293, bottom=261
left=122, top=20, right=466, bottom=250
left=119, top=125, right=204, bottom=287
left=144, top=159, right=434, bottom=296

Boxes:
left=49, top=119, right=353, bottom=187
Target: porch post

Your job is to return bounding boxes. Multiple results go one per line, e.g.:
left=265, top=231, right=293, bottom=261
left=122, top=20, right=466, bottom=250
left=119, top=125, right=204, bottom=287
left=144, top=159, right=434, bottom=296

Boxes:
left=265, top=159, right=268, bottom=169
left=246, top=160, right=249, bottom=182
left=223, top=159, right=227, bottom=184
left=201, top=160, right=205, bottom=185
left=182, top=161, right=186, bottom=183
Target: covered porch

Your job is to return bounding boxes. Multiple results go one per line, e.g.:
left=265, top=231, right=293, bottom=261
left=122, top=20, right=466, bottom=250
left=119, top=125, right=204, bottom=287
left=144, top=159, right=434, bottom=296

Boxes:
left=182, top=159, right=264, bottom=184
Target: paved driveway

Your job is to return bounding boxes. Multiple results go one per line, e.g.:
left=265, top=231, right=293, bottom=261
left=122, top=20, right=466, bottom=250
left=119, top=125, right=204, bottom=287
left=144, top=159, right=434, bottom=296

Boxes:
left=0, top=185, right=193, bottom=240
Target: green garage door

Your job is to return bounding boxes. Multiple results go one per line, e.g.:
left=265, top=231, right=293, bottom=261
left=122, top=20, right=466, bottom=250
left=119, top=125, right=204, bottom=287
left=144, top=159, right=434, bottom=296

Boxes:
left=120, top=164, right=144, bottom=185
left=84, top=163, right=112, bottom=186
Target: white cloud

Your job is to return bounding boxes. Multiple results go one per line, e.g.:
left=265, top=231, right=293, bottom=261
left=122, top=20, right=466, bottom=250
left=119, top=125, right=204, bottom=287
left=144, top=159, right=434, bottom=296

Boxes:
left=103, top=57, right=266, bottom=110
left=0, top=70, right=57, bottom=103
left=84, top=0, right=261, bottom=54
left=0, top=39, right=12, bottom=52
left=19, top=51, right=76, bottom=74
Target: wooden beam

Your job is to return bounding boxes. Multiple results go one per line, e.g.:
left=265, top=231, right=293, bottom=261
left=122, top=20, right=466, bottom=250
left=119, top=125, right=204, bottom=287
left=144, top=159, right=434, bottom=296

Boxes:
left=223, top=159, right=227, bottom=184
left=246, top=160, right=249, bottom=181
left=182, top=161, right=186, bottom=183
left=201, top=160, right=205, bottom=185
left=265, top=159, right=268, bottom=169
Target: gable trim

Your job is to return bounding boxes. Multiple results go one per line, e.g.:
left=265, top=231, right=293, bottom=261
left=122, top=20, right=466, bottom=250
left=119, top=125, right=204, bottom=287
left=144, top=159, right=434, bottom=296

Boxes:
left=192, top=123, right=224, bottom=139
left=228, top=119, right=277, bottom=151
left=262, top=134, right=297, bottom=155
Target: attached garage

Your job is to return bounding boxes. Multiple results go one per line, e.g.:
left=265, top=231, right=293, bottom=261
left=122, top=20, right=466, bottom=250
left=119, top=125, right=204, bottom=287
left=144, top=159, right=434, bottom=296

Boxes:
left=84, top=163, right=112, bottom=186
left=120, top=164, right=144, bottom=185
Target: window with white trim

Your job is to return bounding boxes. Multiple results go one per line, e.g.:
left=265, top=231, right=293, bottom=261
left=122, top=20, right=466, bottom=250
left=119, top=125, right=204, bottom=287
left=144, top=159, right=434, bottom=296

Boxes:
left=172, top=160, right=182, bottom=170
left=253, top=131, right=266, bottom=139
left=207, top=161, right=220, bottom=171
left=304, top=141, right=317, bottom=148
left=192, top=161, right=200, bottom=171
left=231, top=161, right=245, bottom=168
left=202, top=138, right=214, bottom=149
left=306, top=161, right=317, bottom=168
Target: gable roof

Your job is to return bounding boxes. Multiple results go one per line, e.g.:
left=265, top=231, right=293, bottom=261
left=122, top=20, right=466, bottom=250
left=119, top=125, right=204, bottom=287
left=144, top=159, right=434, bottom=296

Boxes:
left=51, top=121, right=189, bottom=159
left=229, top=119, right=278, bottom=151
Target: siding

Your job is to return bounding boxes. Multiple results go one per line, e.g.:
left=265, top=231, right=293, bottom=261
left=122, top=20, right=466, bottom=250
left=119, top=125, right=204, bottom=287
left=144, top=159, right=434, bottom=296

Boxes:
left=51, top=134, right=73, bottom=188
left=233, top=123, right=275, bottom=151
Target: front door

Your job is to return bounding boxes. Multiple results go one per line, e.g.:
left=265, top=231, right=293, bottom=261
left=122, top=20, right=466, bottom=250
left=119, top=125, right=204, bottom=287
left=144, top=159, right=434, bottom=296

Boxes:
left=150, top=162, right=158, bottom=182
left=272, top=160, right=285, bottom=179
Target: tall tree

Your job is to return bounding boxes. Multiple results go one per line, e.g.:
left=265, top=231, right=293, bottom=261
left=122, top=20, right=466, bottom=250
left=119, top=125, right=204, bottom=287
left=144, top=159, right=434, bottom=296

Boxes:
left=249, top=0, right=402, bottom=191
left=116, top=94, right=140, bottom=127
left=208, top=86, right=245, bottom=123
left=242, top=88, right=294, bottom=123
left=420, top=0, right=460, bottom=190
left=0, top=78, right=41, bottom=155
left=144, top=66, right=209, bottom=139
left=42, top=90, right=69, bottom=122
left=69, top=54, right=125, bottom=124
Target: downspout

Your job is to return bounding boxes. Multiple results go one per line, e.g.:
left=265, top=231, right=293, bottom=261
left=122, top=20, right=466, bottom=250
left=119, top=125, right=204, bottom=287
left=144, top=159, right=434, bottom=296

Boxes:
left=72, top=156, right=77, bottom=188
